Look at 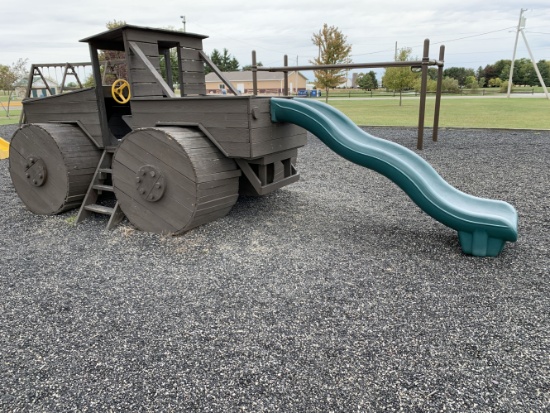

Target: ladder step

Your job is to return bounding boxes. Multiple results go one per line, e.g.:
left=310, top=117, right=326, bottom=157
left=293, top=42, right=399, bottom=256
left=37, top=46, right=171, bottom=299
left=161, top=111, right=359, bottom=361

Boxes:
left=105, top=146, right=117, bottom=153
left=93, top=184, right=114, bottom=192
left=84, top=204, right=115, bottom=215
left=99, top=168, right=113, bottom=174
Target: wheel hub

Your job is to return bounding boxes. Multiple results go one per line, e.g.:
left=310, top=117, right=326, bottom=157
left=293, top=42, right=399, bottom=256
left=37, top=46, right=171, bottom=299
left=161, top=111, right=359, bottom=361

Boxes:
left=135, top=165, right=165, bottom=202
left=25, top=157, right=47, bottom=187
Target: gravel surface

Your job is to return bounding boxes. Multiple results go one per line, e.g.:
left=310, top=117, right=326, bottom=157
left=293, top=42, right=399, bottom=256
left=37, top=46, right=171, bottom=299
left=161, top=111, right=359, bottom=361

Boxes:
left=1, top=123, right=549, bottom=412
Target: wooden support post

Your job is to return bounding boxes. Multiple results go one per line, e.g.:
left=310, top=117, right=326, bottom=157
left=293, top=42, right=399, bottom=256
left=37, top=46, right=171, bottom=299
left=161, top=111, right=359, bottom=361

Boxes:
left=252, top=50, right=258, bottom=96
left=433, top=45, right=445, bottom=142
left=283, top=55, right=289, bottom=97
left=417, top=39, right=430, bottom=150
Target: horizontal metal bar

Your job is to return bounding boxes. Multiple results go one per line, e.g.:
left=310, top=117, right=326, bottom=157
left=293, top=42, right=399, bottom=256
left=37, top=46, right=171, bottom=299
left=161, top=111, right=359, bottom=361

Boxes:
left=28, top=62, right=92, bottom=68
left=258, top=60, right=443, bottom=72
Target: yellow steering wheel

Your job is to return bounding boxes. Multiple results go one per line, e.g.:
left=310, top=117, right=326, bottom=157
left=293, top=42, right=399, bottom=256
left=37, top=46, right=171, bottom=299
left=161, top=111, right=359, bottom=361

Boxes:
left=111, top=79, right=131, bottom=104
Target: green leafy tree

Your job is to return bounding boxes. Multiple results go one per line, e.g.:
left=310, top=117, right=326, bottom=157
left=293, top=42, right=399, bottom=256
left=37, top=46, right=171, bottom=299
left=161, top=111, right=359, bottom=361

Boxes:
left=382, top=47, right=417, bottom=106
left=465, top=75, right=479, bottom=90
left=311, top=24, right=352, bottom=102
left=356, top=71, right=378, bottom=90
left=0, top=65, right=17, bottom=92
left=443, top=67, right=475, bottom=87
left=205, top=48, right=239, bottom=74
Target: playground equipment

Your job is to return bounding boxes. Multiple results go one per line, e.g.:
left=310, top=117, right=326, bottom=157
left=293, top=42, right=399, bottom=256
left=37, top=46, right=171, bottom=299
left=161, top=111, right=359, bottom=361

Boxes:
left=0, top=137, right=9, bottom=160
left=8, top=24, right=517, bottom=256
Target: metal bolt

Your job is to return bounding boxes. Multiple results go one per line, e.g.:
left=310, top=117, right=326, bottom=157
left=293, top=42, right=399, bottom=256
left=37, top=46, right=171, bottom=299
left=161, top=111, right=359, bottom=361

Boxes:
left=136, top=177, right=141, bottom=183
left=38, top=174, right=43, bottom=179
left=141, top=170, right=146, bottom=176
left=32, top=179, right=37, bottom=185
left=140, top=189, right=146, bottom=194
left=150, top=195, right=155, bottom=201
left=155, top=183, right=162, bottom=189
left=26, top=173, right=30, bottom=178
left=150, top=171, right=156, bottom=178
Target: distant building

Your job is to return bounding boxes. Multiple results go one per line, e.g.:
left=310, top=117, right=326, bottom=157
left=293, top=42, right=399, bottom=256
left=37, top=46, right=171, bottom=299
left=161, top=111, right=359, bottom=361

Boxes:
left=205, top=71, right=308, bottom=95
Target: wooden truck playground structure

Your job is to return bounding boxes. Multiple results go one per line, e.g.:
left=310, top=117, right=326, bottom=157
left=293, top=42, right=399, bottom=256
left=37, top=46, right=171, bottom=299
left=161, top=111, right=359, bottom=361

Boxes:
left=9, top=24, right=518, bottom=256
left=10, top=25, right=306, bottom=234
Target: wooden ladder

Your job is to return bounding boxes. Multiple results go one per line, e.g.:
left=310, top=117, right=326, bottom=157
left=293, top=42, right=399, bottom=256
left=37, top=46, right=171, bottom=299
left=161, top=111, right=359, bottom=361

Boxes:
left=75, top=147, right=125, bottom=229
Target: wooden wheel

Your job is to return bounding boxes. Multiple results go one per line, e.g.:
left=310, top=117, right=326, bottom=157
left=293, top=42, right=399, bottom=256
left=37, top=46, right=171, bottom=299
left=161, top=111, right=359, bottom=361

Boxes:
left=9, top=123, right=101, bottom=214
left=112, top=127, right=241, bottom=234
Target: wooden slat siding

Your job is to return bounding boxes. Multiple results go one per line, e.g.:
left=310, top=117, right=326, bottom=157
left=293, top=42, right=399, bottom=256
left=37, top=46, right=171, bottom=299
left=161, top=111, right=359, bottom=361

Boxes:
left=126, top=39, right=163, bottom=98
left=250, top=135, right=307, bottom=159
left=130, top=98, right=251, bottom=157
left=180, top=46, right=206, bottom=96
left=9, top=124, right=100, bottom=215
left=129, top=96, right=307, bottom=159
left=124, top=29, right=204, bottom=50
left=23, top=88, right=102, bottom=147
left=181, top=60, right=205, bottom=72
left=249, top=97, right=307, bottom=158
left=112, top=127, right=239, bottom=234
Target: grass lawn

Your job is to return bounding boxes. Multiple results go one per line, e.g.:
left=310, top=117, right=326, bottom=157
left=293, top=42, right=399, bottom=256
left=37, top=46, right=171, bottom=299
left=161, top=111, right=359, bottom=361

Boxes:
left=328, top=97, right=550, bottom=129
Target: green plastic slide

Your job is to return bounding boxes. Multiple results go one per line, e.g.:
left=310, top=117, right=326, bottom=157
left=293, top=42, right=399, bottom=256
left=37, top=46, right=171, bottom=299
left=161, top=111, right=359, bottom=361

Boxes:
left=270, top=97, right=518, bottom=257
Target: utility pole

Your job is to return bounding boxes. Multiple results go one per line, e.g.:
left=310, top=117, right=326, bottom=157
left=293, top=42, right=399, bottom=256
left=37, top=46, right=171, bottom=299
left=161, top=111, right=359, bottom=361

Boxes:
left=507, top=9, right=549, bottom=99
left=180, top=15, right=186, bottom=32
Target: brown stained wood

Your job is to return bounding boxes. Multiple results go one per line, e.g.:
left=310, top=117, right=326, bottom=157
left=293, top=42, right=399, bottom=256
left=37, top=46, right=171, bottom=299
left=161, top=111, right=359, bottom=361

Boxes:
left=113, top=143, right=198, bottom=198
left=114, top=173, right=194, bottom=229
left=124, top=29, right=204, bottom=50
left=181, top=72, right=205, bottom=83
left=132, top=83, right=164, bottom=98
left=251, top=134, right=308, bottom=158
left=130, top=41, right=159, bottom=56
left=179, top=48, right=202, bottom=60
left=206, top=127, right=250, bottom=143
left=9, top=124, right=100, bottom=214
left=181, top=84, right=206, bottom=95
left=198, top=177, right=240, bottom=192
left=112, top=127, right=240, bottom=234
left=23, top=89, right=102, bottom=146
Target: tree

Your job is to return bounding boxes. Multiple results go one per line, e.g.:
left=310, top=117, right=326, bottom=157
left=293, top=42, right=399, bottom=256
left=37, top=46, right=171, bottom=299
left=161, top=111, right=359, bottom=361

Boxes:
left=382, top=47, right=417, bottom=106
left=0, top=65, right=17, bottom=92
left=356, top=71, right=378, bottom=90
left=443, top=67, right=475, bottom=87
left=205, top=48, right=239, bottom=74
left=310, top=24, right=352, bottom=102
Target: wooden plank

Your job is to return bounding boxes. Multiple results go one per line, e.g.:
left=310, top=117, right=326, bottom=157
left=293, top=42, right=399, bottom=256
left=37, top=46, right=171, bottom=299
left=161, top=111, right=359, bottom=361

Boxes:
left=181, top=72, right=206, bottom=84
left=130, top=41, right=159, bottom=56
left=179, top=48, right=202, bottom=60
left=129, top=41, right=175, bottom=98
left=182, top=84, right=206, bottom=95
left=125, top=29, right=204, bottom=50
left=182, top=60, right=205, bottom=72
left=114, top=188, right=180, bottom=234
left=132, top=83, right=164, bottom=97
left=250, top=125, right=306, bottom=144
left=114, top=169, right=194, bottom=228
left=250, top=134, right=308, bottom=158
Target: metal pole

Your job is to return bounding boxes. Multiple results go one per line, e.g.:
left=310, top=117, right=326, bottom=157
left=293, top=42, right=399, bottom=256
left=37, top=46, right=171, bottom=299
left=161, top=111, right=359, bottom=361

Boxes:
left=283, top=55, right=289, bottom=97
left=507, top=9, right=525, bottom=97
left=252, top=50, right=258, bottom=96
left=433, top=45, right=445, bottom=142
left=417, top=39, right=430, bottom=150
left=519, top=30, right=549, bottom=99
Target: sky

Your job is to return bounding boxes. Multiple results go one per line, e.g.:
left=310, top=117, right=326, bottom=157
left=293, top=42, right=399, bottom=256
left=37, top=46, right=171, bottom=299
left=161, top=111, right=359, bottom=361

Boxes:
left=1, top=0, right=549, bottom=81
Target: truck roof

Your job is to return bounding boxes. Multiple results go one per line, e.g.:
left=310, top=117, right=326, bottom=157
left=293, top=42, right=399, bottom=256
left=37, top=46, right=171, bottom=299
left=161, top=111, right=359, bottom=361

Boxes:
left=79, top=24, right=208, bottom=50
